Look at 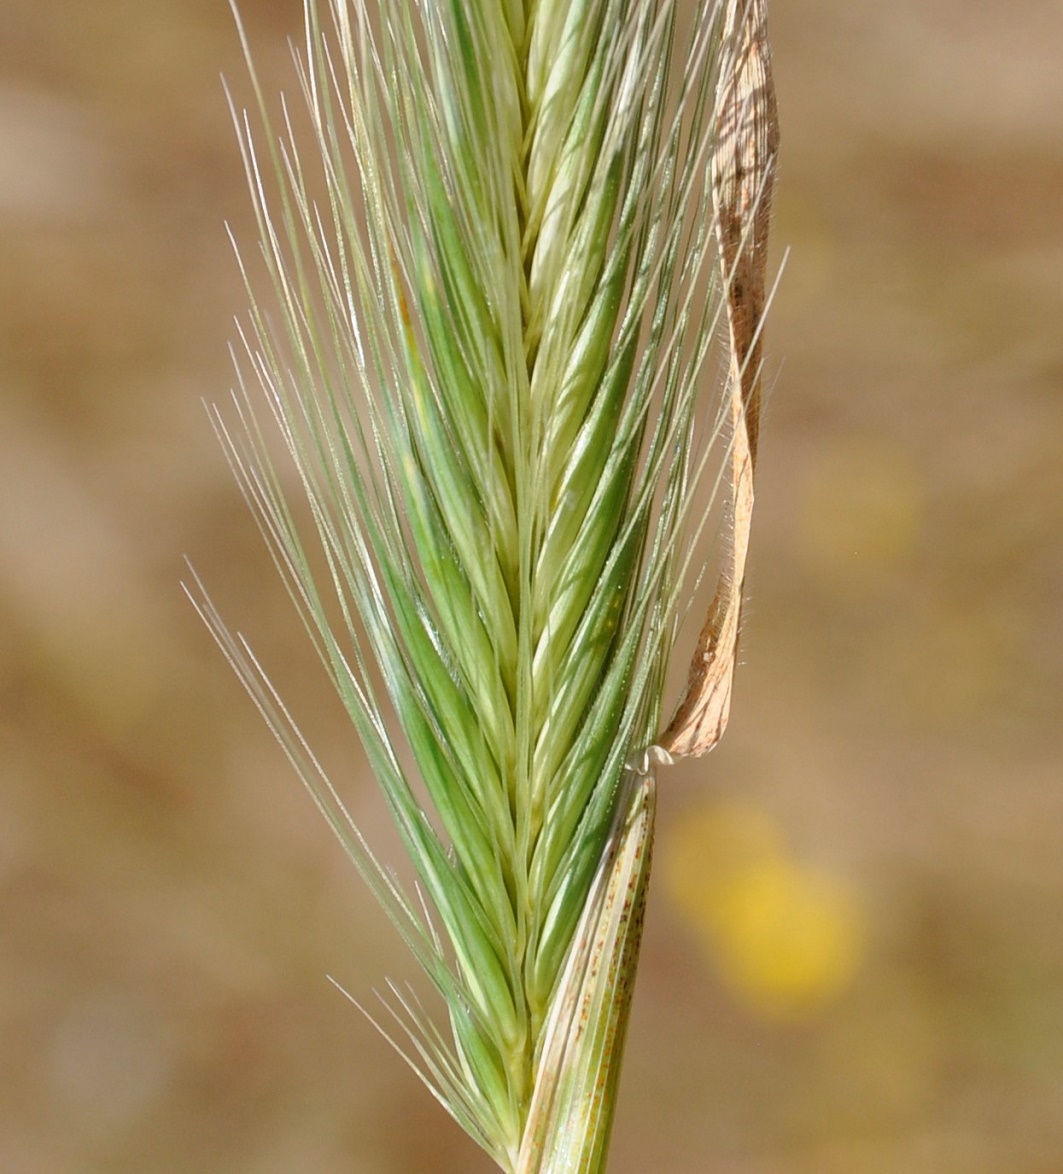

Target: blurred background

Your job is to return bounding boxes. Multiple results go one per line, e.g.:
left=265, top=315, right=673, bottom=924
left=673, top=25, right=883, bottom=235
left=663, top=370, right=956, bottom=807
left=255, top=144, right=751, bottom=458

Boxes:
left=2, top=0, right=1061, bottom=1170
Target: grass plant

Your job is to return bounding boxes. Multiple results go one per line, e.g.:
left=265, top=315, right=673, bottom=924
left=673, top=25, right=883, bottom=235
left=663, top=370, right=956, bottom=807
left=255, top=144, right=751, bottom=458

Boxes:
left=189, top=0, right=778, bottom=1167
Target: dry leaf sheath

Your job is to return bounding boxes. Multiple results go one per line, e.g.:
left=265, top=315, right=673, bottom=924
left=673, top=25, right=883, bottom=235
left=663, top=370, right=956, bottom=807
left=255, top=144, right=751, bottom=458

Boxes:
left=190, top=0, right=778, bottom=1168
left=659, top=0, right=779, bottom=761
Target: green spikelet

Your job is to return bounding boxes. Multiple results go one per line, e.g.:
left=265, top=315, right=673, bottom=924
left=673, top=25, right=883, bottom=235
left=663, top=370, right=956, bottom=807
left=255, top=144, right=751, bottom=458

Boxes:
left=189, top=0, right=778, bottom=1168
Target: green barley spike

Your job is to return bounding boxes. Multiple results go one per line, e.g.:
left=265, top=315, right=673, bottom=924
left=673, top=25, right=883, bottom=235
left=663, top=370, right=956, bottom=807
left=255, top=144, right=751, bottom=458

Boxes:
left=190, top=0, right=778, bottom=1168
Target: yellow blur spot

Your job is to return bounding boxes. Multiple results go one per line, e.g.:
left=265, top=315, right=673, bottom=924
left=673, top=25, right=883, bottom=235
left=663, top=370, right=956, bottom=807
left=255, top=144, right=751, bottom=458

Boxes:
left=663, top=801, right=865, bottom=1020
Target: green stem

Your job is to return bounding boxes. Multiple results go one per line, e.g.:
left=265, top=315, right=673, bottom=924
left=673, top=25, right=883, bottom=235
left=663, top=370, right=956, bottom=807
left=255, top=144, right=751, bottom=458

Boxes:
left=516, top=770, right=656, bottom=1173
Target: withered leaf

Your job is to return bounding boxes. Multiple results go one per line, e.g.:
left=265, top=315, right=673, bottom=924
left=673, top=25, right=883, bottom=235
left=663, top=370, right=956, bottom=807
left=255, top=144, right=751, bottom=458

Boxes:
left=657, top=0, right=779, bottom=760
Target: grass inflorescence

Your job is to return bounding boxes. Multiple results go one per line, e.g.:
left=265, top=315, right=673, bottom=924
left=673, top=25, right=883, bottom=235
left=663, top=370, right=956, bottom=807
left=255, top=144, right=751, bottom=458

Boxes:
left=189, top=0, right=778, bottom=1168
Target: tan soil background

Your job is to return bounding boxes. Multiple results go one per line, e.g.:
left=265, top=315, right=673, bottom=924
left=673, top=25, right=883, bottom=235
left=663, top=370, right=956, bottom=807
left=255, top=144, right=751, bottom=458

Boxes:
left=2, top=1, right=1061, bottom=1170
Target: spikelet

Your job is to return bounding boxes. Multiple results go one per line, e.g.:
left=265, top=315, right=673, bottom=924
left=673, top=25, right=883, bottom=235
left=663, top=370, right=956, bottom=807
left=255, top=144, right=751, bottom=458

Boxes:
left=189, top=0, right=779, bottom=1167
